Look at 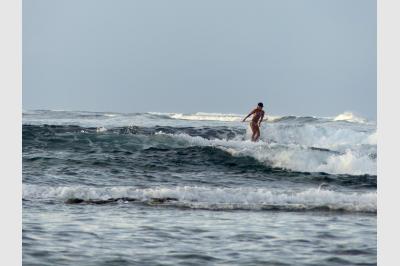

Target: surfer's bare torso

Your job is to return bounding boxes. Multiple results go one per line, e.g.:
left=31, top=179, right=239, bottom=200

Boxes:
left=251, top=109, right=264, bottom=124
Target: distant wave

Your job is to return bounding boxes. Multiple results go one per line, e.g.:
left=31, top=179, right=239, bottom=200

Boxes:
left=23, top=110, right=372, bottom=124
left=333, top=112, right=367, bottom=123
left=23, top=184, right=376, bottom=213
left=267, top=115, right=319, bottom=123
left=147, top=111, right=370, bottom=124
left=150, top=112, right=245, bottom=122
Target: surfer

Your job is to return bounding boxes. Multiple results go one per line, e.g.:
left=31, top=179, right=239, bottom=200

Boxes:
left=242, top=102, right=265, bottom=142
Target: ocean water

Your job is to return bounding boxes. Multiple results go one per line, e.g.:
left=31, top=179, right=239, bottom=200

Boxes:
left=22, top=110, right=377, bottom=266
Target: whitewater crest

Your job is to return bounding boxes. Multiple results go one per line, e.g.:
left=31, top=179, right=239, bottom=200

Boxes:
left=23, top=185, right=376, bottom=213
left=23, top=110, right=373, bottom=127
left=155, top=132, right=377, bottom=176
left=333, top=112, right=367, bottom=123
left=166, top=112, right=244, bottom=122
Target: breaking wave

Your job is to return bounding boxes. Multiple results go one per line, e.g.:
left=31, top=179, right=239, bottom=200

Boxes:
left=157, top=112, right=244, bottom=122
left=23, top=110, right=372, bottom=125
left=154, top=132, right=376, bottom=176
left=23, top=185, right=376, bottom=213
left=333, top=112, right=367, bottom=123
left=23, top=123, right=376, bottom=176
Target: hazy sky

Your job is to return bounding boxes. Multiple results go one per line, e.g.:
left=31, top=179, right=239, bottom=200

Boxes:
left=23, top=0, right=376, bottom=119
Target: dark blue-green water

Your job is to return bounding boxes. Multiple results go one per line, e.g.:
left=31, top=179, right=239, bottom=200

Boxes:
left=23, top=110, right=377, bottom=265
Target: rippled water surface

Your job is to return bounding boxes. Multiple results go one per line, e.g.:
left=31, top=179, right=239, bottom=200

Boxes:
left=23, top=110, right=377, bottom=265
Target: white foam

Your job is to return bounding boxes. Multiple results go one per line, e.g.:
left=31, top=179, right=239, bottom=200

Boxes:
left=167, top=112, right=244, bottom=122
left=367, top=131, right=377, bottom=145
left=156, top=132, right=377, bottom=175
left=22, top=184, right=376, bottom=212
left=265, top=122, right=375, bottom=149
left=264, top=115, right=283, bottom=122
left=96, top=127, right=108, bottom=132
left=333, top=112, right=367, bottom=123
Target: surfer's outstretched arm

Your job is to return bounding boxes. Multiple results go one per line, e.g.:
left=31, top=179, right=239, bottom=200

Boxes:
left=242, top=109, right=256, bottom=122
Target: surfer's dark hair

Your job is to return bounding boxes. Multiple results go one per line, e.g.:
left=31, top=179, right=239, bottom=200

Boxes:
left=258, top=102, right=264, bottom=107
